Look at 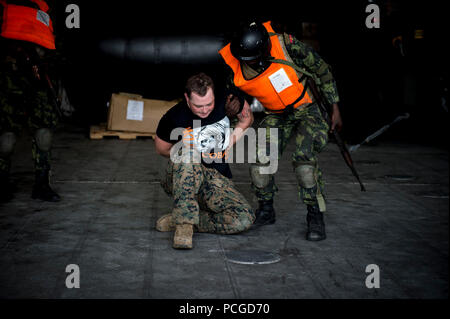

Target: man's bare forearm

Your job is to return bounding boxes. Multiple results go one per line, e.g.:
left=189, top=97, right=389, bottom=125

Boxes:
left=228, top=100, right=253, bottom=149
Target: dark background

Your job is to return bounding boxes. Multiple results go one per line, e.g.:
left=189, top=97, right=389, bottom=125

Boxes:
left=45, top=0, right=448, bottom=145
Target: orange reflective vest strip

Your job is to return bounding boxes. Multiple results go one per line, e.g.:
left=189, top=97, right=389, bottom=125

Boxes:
left=0, top=1, right=55, bottom=49
left=219, top=21, right=311, bottom=112
left=30, top=0, right=49, bottom=12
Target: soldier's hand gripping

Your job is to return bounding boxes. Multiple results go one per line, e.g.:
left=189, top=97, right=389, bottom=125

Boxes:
left=330, top=103, right=343, bottom=133
left=225, top=94, right=242, bottom=118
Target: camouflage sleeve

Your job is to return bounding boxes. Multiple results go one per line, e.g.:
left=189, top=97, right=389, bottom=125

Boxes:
left=286, top=36, right=340, bottom=104
left=225, top=67, right=236, bottom=92
left=223, top=68, right=245, bottom=128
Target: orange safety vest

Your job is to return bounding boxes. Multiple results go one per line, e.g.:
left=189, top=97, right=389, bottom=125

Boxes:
left=0, top=0, right=55, bottom=49
left=219, top=21, right=311, bottom=113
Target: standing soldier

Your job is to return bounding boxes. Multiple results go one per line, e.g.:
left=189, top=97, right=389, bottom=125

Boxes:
left=219, top=21, right=343, bottom=241
left=0, top=0, right=60, bottom=202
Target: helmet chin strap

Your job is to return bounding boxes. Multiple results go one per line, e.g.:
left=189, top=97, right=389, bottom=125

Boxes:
left=254, top=55, right=273, bottom=73
left=241, top=56, right=273, bottom=79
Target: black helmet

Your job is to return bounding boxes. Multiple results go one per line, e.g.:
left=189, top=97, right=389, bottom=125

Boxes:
left=230, top=22, right=271, bottom=62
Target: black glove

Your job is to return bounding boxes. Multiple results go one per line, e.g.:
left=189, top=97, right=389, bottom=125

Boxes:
left=225, top=94, right=243, bottom=118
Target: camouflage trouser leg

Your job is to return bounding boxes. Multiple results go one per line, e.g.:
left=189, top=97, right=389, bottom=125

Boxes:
left=0, top=88, right=58, bottom=174
left=161, top=160, right=254, bottom=234
left=197, top=167, right=255, bottom=234
left=29, top=91, right=58, bottom=173
left=292, top=104, right=329, bottom=210
left=31, top=138, right=51, bottom=172
left=0, top=134, right=52, bottom=174
left=251, top=103, right=329, bottom=208
left=0, top=97, right=22, bottom=174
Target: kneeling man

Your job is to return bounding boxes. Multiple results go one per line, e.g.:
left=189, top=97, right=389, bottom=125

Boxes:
left=155, top=73, right=255, bottom=249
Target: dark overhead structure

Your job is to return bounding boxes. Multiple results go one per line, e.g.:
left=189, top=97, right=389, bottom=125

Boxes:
left=98, top=36, right=227, bottom=65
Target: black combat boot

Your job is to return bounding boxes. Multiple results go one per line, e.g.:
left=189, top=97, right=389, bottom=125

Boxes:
left=306, top=204, right=326, bottom=241
left=0, top=170, right=15, bottom=203
left=253, top=199, right=276, bottom=226
left=32, top=170, right=61, bottom=202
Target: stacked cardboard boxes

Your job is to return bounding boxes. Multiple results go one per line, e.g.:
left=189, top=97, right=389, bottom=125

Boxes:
left=107, top=93, right=178, bottom=134
left=90, top=93, right=178, bottom=139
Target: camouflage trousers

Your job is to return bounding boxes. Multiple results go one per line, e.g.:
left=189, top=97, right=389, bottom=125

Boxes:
left=0, top=89, right=58, bottom=174
left=161, top=160, right=255, bottom=234
left=250, top=103, right=329, bottom=209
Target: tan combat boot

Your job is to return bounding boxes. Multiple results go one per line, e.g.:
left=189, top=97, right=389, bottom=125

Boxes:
left=173, top=224, right=194, bottom=249
left=156, top=214, right=175, bottom=232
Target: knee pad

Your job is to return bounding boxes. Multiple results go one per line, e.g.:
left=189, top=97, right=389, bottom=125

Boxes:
left=0, top=132, right=17, bottom=157
left=250, top=164, right=271, bottom=189
left=34, top=128, right=53, bottom=152
left=295, top=164, right=316, bottom=189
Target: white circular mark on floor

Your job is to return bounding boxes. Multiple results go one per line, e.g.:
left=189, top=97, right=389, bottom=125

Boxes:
left=225, top=250, right=281, bottom=265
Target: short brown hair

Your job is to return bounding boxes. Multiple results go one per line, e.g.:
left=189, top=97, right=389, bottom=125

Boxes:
left=185, top=73, right=214, bottom=97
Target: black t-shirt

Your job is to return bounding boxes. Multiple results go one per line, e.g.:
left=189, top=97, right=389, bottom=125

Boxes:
left=156, top=92, right=233, bottom=178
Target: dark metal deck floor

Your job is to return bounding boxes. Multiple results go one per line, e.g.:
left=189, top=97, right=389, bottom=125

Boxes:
left=0, top=124, right=448, bottom=299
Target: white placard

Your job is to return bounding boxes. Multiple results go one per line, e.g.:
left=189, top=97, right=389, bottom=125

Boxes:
left=268, top=68, right=293, bottom=93
left=126, top=100, right=144, bottom=121
left=36, top=10, right=50, bottom=27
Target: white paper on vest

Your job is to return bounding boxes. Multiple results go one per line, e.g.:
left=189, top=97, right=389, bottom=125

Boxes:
left=268, top=68, right=293, bottom=93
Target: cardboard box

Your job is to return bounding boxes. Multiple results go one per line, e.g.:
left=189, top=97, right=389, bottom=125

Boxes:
left=107, top=93, right=178, bottom=134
